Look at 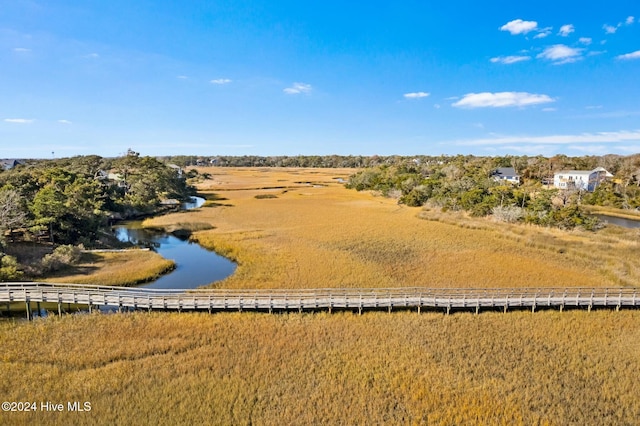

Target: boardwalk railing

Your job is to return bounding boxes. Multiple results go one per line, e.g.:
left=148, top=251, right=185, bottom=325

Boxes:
left=1, top=282, right=638, bottom=318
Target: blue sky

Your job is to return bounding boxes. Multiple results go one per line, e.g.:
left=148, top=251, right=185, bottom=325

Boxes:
left=1, top=1, right=639, bottom=158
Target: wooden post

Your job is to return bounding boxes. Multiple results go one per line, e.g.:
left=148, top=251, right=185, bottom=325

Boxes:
left=58, top=302, right=62, bottom=317
left=25, top=301, right=31, bottom=321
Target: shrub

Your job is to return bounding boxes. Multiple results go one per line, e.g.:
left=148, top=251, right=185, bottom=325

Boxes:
left=492, top=206, right=525, bottom=223
left=0, top=253, right=23, bottom=281
left=41, top=244, right=84, bottom=272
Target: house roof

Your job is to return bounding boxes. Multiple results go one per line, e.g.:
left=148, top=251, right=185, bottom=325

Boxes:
left=555, top=168, right=613, bottom=177
left=1, top=159, right=23, bottom=170
left=491, top=167, right=519, bottom=177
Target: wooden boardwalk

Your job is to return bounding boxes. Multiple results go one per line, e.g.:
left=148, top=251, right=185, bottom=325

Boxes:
left=1, top=282, right=638, bottom=319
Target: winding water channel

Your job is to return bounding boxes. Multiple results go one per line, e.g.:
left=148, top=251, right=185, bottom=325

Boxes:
left=113, top=197, right=236, bottom=289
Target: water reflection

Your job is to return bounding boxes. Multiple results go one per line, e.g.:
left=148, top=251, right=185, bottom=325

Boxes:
left=594, top=214, right=640, bottom=229
left=112, top=196, right=236, bottom=290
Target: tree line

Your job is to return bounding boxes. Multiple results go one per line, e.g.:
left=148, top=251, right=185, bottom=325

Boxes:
left=160, top=153, right=640, bottom=182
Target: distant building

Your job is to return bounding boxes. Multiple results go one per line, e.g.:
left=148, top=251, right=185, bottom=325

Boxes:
left=1, top=159, right=23, bottom=170
left=553, top=167, right=613, bottom=192
left=167, top=164, right=183, bottom=178
left=490, top=167, right=520, bottom=184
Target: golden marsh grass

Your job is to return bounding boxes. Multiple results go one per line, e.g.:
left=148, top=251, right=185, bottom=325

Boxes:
left=1, top=310, right=639, bottom=425
left=44, top=250, right=174, bottom=286
left=145, top=167, right=640, bottom=289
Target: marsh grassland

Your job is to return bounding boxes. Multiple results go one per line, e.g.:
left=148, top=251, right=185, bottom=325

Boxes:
left=3, top=167, right=640, bottom=425
left=1, top=311, right=639, bottom=425
left=147, top=167, right=640, bottom=289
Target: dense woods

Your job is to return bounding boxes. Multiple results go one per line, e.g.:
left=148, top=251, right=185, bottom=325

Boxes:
left=0, top=152, right=193, bottom=280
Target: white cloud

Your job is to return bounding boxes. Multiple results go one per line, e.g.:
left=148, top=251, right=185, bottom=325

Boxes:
left=433, top=104, right=441, bottom=109
left=452, top=92, right=554, bottom=108
left=534, top=27, right=553, bottom=38
left=176, top=75, right=188, bottom=80
left=403, top=92, right=430, bottom=99
left=58, top=119, right=72, bottom=124
left=626, top=16, right=635, bottom=25
left=283, top=82, right=312, bottom=95
left=542, top=107, right=557, bottom=112
left=616, top=50, right=640, bottom=60
left=84, top=53, right=99, bottom=59
left=536, top=44, right=583, bottom=64
left=558, top=24, right=575, bottom=37
left=603, top=24, right=619, bottom=34
left=452, top=130, right=640, bottom=146
left=4, top=118, right=34, bottom=124
left=500, top=19, right=538, bottom=35
left=578, top=37, right=592, bottom=45
left=490, top=55, right=531, bottom=64
left=13, top=47, right=30, bottom=53
left=210, top=78, right=232, bottom=84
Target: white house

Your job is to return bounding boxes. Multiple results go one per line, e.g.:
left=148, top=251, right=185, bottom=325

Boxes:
left=553, top=167, right=613, bottom=192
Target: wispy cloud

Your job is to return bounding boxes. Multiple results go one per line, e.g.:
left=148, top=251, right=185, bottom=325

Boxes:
left=616, top=50, right=640, bottom=60
left=210, top=78, right=232, bottom=84
left=558, top=24, right=575, bottom=37
left=490, top=55, right=531, bottom=64
left=452, top=92, right=554, bottom=108
left=499, top=19, right=538, bottom=35
left=533, top=27, right=553, bottom=39
left=537, top=44, right=583, bottom=64
left=603, top=23, right=620, bottom=34
left=542, top=107, right=557, bottom=112
left=603, top=14, right=636, bottom=33
left=13, top=47, right=31, bottom=53
left=578, top=37, right=592, bottom=45
left=4, top=118, right=34, bottom=124
left=283, top=82, right=312, bottom=95
left=176, top=75, right=188, bottom=80
left=403, top=92, right=430, bottom=99
left=84, top=53, right=99, bottom=59
left=58, top=119, right=72, bottom=124
left=451, top=130, right=640, bottom=146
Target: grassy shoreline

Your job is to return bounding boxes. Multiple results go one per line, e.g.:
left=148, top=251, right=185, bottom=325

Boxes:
left=583, top=204, right=640, bottom=221
left=43, top=250, right=175, bottom=287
